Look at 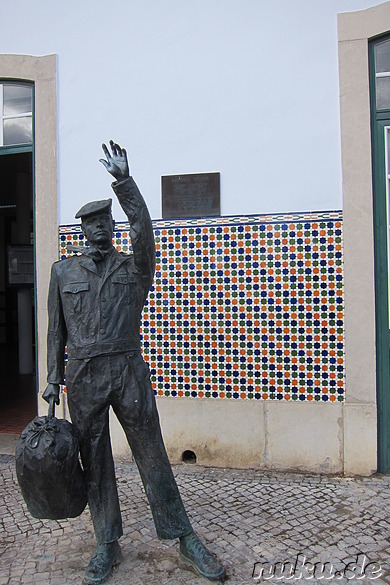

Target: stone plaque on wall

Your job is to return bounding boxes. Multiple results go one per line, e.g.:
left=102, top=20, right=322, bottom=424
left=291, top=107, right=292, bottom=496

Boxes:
left=162, top=172, right=220, bottom=219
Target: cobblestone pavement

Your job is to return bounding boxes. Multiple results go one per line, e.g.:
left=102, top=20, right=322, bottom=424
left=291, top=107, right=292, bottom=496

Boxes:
left=1, top=454, right=390, bottom=584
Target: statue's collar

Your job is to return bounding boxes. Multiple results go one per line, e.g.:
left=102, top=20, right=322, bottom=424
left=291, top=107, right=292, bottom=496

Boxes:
left=66, top=244, right=114, bottom=262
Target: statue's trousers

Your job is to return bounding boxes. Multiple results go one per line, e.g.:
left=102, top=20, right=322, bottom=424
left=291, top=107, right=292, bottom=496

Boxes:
left=65, top=352, right=193, bottom=544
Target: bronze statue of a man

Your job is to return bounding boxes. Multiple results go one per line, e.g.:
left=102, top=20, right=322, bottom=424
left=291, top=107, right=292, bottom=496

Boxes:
left=43, top=141, right=225, bottom=584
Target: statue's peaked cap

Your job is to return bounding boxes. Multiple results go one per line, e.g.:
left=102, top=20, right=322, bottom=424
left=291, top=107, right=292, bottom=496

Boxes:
left=75, top=199, right=112, bottom=219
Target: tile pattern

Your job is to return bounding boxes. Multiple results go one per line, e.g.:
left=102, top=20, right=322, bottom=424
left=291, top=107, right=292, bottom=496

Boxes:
left=59, top=211, right=344, bottom=402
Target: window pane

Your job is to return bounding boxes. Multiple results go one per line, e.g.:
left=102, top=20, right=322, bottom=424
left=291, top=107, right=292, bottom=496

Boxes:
left=3, top=85, right=32, bottom=116
left=386, top=127, right=390, bottom=327
left=387, top=128, right=390, bottom=173
left=375, top=40, right=390, bottom=73
left=376, top=77, right=390, bottom=110
left=3, top=116, right=32, bottom=145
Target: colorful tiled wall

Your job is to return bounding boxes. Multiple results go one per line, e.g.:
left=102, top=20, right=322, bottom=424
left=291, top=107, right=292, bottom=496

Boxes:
left=60, top=211, right=344, bottom=403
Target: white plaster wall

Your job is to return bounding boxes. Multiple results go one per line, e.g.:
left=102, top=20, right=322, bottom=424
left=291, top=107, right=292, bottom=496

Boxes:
left=0, top=0, right=382, bottom=223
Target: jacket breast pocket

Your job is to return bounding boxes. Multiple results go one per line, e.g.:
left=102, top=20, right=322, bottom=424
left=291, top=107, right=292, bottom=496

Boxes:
left=111, top=275, right=135, bottom=306
left=62, top=282, right=89, bottom=314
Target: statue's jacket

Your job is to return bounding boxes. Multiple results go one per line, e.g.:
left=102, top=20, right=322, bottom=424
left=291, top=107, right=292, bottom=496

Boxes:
left=47, top=177, right=155, bottom=385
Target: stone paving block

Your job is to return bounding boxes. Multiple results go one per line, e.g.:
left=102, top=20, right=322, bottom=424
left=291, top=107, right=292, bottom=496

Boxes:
left=1, top=455, right=390, bottom=584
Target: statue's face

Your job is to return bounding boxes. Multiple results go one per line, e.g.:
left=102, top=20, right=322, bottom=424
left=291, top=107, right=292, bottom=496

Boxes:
left=81, top=212, right=114, bottom=247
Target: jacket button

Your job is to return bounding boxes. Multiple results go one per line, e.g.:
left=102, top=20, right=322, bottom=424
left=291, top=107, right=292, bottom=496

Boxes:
left=100, top=329, right=106, bottom=334
left=86, top=348, right=91, bottom=356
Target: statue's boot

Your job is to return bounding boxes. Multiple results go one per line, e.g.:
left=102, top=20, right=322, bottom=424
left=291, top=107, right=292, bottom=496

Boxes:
left=179, top=532, right=226, bottom=581
left=84, top=541, right=121, bottom=584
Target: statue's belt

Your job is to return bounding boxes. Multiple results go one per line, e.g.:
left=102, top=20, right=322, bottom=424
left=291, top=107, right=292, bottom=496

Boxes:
left=66, top=343, right=141, bottom=360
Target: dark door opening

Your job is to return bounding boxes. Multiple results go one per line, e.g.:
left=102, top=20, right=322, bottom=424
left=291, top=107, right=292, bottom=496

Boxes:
left=0, top=151, right=37, bottom=434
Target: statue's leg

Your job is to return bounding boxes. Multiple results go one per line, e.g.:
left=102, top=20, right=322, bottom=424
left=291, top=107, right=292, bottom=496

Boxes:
left=66, top=356, right=123, bottom=544
left=111, top=353, right=193, bottom=540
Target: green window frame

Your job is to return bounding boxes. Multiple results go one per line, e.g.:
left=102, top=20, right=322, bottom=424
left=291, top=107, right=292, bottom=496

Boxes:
left=369, top=34, right=390, bottom=473
left=0, top=81, right=34, bottom=155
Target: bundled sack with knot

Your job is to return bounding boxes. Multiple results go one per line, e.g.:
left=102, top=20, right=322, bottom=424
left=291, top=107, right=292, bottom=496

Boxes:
left=15, top=399, right=87, bottom=520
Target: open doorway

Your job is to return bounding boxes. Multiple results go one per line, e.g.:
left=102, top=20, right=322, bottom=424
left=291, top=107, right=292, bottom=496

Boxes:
left=0, top=57, right=57, bottom=446
left=0, top=85, right=37, bottom=435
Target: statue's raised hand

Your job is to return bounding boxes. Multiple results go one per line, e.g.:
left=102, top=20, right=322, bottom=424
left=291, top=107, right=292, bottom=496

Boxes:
left=99, top=140, right=130, bottom=182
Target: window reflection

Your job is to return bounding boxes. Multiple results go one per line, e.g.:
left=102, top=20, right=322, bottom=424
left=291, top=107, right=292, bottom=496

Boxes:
left=375, top=39, right=390, bottom=110
left=377, top=77, right=390, bottom=111
left=375, top=40, right=390, bottom=73
left=0, top=83, right=33, bottom=146
left=3, top=117, right=32, bottom=145
left=3, top=85, right=32, bottom=116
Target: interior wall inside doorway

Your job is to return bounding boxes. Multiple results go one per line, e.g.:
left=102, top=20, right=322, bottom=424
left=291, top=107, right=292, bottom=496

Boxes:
left=0, top=151, right=37, bottom=434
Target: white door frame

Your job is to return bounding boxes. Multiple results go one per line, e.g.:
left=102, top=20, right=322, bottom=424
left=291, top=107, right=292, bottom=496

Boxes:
left=0, top=54, right=58, bottom=412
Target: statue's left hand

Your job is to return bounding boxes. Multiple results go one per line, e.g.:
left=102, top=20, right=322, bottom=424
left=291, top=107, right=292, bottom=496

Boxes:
left=43, top=383, right=60, bottom=405
left=99, top=140, right=130, bottom=182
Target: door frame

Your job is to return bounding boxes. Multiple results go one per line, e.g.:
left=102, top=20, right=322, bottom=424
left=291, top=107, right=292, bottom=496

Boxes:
left=337, top=3, right=390, bottom=474
left=0, top=55, right=58, bottom=412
